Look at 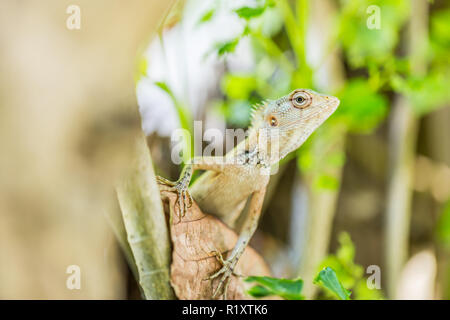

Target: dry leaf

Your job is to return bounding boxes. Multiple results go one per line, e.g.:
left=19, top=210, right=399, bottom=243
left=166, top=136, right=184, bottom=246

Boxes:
left=160, top=190, right=272, bottom=300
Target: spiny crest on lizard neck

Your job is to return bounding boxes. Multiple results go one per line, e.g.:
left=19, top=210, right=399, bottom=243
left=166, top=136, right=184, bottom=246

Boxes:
left=249, top=100, right=269, bottom=128
left=249, top=89, right=340, bottom=159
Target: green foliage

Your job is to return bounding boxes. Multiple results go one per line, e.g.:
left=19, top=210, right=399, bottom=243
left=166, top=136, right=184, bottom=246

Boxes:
left=430, top=8, right=450, bottom=63
left=314, top=267, right=352, bottom=300
left=246, top=232, right=385, bottom=300
left=379, top=6, right=450, bottom=117
left=197, top=9, right=215, bottom=24
left=245, top=267, right=349, bottom=300
left=160, top=0, right=449, bottom=216
left=159, top=0, right=449, bottom=163
left=338, top=0, right=409, bottom=68
left=432, top=9, right=450, bottom=42
left=318, top=233, right=363, bottom=288
left=235, top=6, right=266, bottom=20
left=334, top=79, right=388, bottom=133
left=336, top=1, right=450, bottom=117
left=216, top=38, right=240, bottom=56
left=245, top=276, right=305, bottom=300
left=390, top=71, right=450, bottom=116
left=423, top=9, right=450, bottom=115
left=154, top=81, right=193, bottom=163
left=221, top=74, right=258, bottom=100
left=154, top=82, right=193, bottom=133
left=250, top=5, right=284, bottom=38
left=318, top=232, right=384, bottom=300
left=233, top=0, right=277, bottom=20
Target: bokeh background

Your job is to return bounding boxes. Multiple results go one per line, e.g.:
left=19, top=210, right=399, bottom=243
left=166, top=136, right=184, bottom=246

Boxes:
left=1, top=0, right=449, bottom=299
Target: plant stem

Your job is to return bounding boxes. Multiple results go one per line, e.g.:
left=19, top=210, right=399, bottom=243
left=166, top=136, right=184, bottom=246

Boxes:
left=116, top=132, right=175, bottom=300
left=277, top=0, right=308, bottom=76
left=385, top=0, right=428, bottom=298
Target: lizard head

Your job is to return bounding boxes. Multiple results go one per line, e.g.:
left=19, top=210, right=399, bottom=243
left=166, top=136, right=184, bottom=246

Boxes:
left=250, top=88, right=340, bottom=160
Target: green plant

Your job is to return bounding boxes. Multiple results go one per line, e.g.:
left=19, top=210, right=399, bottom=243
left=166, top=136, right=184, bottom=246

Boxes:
left=246, top=232, right=384, bottom=300
left=317, top=232, right=384, bottom=300
left=245, top=266, right=350, bottom=300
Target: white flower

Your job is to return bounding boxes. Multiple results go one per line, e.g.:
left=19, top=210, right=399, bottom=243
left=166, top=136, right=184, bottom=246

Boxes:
left=136, top=0, right=255, bottom=137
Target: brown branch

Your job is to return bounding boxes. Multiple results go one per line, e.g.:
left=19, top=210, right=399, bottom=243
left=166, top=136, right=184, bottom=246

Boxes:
left=161, top=191, right=272, bottom=300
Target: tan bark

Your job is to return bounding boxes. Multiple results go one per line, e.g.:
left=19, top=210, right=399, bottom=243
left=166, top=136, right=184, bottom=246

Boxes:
left=161, top=191, right=272, bottom=300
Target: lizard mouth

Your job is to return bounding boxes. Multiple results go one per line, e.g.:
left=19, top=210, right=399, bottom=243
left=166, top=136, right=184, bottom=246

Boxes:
left=324, top=95, right=340, bottom=112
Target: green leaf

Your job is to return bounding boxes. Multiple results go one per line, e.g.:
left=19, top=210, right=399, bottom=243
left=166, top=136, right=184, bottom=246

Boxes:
left=338, top=0, right=409, bottom=67
left=198, top=9, right=215, bottom=24
left=216, top=38, right=240, bottom=56
left=318, top=232, right=364, bottom=287
left=246, top=285, right=273, bottom=298
left=154, top=81, right=193, bottom=136
left=314, top=267, right=351, bottom=300
left=245, top=276, right=305, bottom=300
left=234, top=6, right=266, bottom=19
left=154, top=82, right=193, bottom=163
left=317, top=232, right=383, bottom=300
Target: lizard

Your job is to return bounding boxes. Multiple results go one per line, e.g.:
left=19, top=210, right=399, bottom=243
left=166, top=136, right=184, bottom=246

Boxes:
left=157, top=88, right=340, bottom=298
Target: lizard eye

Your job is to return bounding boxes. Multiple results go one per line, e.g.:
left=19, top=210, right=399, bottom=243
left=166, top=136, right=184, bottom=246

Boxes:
left=292, top=91, right=312, bottom=108
left=269, top=115, right=278, bottom=127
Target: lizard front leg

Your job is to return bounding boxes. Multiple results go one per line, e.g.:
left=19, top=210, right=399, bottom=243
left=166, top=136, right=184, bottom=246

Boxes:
left=208, top=186, right=267, bottom=299
left=157, top=156, right=234, bottom=217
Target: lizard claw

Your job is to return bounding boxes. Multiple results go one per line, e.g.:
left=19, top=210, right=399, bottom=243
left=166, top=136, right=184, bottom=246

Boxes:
left=156, top=175, right=192, bottom=218
left=177, top=188, right=191, bottom=217
left=156, top=176, right=194, bottom=218
left=206, top=250, right=240, bottom=299
left=156, top=175, right=176, bottom=187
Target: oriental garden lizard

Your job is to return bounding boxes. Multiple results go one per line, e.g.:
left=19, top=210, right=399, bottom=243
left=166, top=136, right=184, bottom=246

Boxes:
left=157, top=89, right=340, bottom=299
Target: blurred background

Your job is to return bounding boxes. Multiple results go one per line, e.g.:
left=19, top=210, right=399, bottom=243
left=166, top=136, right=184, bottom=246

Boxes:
left=1, top=0, right=449, bottom=299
